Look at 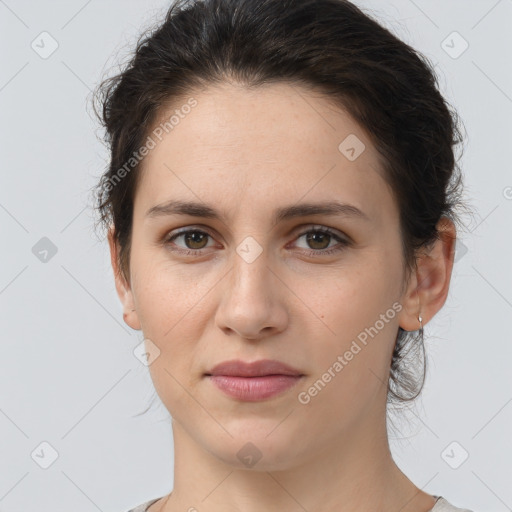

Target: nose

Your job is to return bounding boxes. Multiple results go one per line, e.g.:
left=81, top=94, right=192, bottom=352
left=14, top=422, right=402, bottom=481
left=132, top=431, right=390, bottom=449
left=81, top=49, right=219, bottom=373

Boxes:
left=214, top=246, right=289, bottom=341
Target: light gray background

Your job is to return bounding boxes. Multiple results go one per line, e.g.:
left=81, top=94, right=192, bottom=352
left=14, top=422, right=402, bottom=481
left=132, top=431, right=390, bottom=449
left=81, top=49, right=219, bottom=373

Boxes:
left=1, top=1, right=511, bottom=511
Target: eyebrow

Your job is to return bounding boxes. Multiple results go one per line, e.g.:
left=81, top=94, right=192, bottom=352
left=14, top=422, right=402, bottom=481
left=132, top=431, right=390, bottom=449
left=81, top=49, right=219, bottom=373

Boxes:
left=145, top=199, right=370, bottom=224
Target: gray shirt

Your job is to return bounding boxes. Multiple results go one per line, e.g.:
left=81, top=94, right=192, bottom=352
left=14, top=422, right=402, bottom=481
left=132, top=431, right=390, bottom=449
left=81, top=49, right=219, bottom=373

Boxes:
left=125, top=495, right=475, bottom=512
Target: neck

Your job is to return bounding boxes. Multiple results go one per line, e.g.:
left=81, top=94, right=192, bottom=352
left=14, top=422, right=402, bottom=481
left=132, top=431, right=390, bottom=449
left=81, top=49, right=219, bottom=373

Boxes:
left=157, top=406, right=437, bottom=512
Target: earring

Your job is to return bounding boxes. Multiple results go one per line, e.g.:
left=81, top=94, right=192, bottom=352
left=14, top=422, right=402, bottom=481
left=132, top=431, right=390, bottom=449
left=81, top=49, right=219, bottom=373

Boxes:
left=418, top=314, right=423, bottom=331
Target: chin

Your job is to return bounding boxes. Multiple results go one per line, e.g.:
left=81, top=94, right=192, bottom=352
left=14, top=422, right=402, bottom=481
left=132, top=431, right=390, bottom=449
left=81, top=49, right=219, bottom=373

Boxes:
left=203, top=428, right=306, bottom=472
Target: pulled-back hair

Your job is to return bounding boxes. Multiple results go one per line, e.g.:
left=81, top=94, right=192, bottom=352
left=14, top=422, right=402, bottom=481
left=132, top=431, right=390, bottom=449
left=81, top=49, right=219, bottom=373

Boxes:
left=92, top=0, right=471, bottom=411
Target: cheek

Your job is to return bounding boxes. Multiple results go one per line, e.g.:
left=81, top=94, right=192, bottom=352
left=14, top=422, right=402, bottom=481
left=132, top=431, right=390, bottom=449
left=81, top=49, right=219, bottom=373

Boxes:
left=130, top=265, right=204, bottom=400
left=137, top=274, right=206, bottom=414
left=309, top=263, right=395, bottom=338
left=302, top=263, right=400, bottom=391
left=132, top=251, right=215, bottom=335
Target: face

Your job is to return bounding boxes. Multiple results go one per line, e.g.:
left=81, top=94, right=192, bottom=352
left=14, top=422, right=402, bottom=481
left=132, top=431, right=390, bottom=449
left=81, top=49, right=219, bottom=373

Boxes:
left=113, top=82, right=423, bottom=470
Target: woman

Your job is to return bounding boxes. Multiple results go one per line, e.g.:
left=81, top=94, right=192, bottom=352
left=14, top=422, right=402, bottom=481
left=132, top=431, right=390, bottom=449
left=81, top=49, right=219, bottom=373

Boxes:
left=92, top=0, right=474, bottom=510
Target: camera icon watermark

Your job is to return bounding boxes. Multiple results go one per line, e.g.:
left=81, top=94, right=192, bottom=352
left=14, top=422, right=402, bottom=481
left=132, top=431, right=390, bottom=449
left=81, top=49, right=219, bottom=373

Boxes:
left=441, top=31, right=469, bottom=59
left=31, top=441, right=59, bottom=469
left=454, top=238, right=468, bottom=263
left=236, top=236, right=263, bottom=264
left=236, top=442, right=263, bottom=468
left=31, top=31, right=59, bottom=59
left=133, top=338, right=161, bottom=366
left=32, top=236, right=58, bottom=263
left=338, top=134, right=366, bottom=161
left=441, top=441, right=469, bottom=469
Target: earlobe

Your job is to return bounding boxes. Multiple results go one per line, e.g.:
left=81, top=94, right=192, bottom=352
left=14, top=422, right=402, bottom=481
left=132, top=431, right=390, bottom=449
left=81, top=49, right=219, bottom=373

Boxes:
left=397, top=217, right=456, bottom=332
left=397, top=272, right=422, bottom=332
left=108, top=226, right=142, bottom=331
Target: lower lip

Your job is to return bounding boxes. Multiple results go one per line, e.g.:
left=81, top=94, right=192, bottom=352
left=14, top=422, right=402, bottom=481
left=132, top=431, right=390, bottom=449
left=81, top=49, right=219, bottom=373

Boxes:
left=207, top=375, right=303, bottom=401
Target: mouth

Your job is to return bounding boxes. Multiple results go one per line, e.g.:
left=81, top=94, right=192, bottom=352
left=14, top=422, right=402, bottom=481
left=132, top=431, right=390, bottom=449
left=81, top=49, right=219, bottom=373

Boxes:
left=205, top=358, right=304, bottom=378
left=204, top=359, right=305, bottom=401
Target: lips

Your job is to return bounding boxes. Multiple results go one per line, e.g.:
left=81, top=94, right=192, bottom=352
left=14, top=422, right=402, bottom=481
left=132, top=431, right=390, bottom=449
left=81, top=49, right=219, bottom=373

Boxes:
left=205, top=359, right=304, bottom=377
left=204, top=359, right=305, bottom=401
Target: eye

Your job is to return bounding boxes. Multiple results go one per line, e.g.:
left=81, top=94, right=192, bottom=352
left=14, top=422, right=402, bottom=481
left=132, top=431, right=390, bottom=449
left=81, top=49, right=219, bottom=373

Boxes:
left=292, top=226, right=350, bottom=256
left=163, top=228, right=216, bottom=255
left=162, top=225, right=350, bottom=257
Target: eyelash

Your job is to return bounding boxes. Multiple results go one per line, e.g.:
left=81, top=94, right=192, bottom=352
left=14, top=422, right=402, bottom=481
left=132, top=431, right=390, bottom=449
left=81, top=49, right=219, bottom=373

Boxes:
left=162, top=225, right=350, bottom=258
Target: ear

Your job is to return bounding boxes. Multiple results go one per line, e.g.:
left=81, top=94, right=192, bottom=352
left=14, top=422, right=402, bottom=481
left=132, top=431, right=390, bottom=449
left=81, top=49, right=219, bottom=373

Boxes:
left=397, top=217, right=457, bottom=331
left=108, top=225, right=142, bottom=331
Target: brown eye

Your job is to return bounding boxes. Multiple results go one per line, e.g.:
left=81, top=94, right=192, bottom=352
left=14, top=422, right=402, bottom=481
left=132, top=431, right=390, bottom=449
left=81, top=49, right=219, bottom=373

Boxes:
left=305, top=231, right=332, bottom=250
left=165, top=229, right=213, bottom=252
left=293, top=226, right=350, bottom=256
left=182, top=231, right=209, bottom=249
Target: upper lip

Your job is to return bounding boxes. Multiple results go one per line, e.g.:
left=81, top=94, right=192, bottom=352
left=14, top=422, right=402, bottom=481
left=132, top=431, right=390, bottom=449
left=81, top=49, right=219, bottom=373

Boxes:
left=205, top=359, right=304, bottom=377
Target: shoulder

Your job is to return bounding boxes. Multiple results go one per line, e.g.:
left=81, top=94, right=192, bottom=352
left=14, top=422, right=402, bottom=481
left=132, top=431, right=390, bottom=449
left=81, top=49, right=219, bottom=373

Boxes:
left=432, top=496, right=476, bottom=512
left=124, top=497, right=162, bottom=512
left=125, top=495, right=477, bottom=512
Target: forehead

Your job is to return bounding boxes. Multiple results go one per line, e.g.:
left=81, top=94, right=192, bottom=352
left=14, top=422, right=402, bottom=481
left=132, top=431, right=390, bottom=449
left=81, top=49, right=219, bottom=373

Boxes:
left=134, top=82, right=397, bottom=226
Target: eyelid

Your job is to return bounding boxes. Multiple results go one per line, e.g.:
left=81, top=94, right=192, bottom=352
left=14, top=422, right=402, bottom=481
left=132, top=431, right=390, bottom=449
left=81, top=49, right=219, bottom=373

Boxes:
left=163, top=226, right=219, bottom=249
left=163, top=223, right=348, bottom=244
left=291, top=223, right=348, bottom=239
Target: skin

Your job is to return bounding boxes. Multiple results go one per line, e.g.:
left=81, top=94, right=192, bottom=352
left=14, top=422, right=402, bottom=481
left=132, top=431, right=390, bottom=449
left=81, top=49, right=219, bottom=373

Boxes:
left=109, top=82, right=456, bottom=512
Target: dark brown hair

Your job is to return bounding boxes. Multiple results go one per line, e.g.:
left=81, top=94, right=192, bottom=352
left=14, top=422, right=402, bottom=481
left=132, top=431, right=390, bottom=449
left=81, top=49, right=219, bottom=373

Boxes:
left=91, top=0, right=471, bottom=412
